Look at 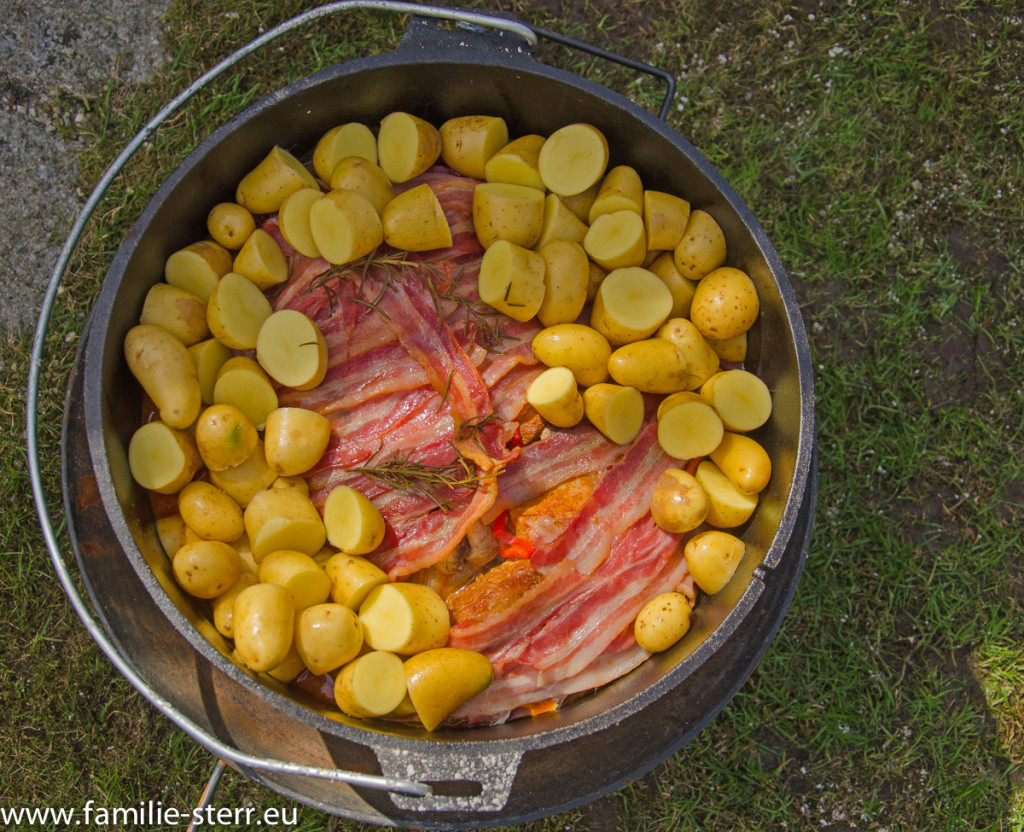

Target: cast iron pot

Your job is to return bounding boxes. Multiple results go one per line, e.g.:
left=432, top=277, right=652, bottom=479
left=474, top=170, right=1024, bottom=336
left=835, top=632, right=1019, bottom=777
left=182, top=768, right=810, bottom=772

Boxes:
left=65, top=4, right=816, bottom=827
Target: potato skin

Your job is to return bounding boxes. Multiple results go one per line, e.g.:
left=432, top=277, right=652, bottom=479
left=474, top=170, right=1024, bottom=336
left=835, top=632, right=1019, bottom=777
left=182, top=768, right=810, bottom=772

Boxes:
left=690, top=267, right=760, bottom=341
left=607, top=338, right=691, bottom=394
left=177, top=481, right=245, bottom=543
left=124, top=324, right=202, bottom=430
left=684, top=529, right=746, bottom=595
left=649, top=468, right=709, bottom=533
left=634, top=591, right=692, bottom=653
left=172, top=540, right=243, bottom=600
left=532, top=323, right=611, bottom=388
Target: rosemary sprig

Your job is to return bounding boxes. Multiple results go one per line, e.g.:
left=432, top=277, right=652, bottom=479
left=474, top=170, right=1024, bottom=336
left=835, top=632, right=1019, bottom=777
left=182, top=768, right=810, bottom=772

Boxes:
left=350, top=445, right=491, bottom=511
left=455, top=412, right=501, bottom=451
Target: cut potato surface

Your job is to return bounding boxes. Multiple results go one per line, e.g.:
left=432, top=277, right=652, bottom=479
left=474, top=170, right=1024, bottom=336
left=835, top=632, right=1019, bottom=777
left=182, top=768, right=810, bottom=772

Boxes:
left=583, top=210, right=647, bottom=271
left=588, top=165, right=644, bottom=222
left=485, top=134, right=546, bottom=190
left=358, top=582, right=450, bottom=655
left=188, top=338, right=232, bottom=406
left=212, top=357, right=279, bottom=431
left=165, top=240, right=233, bottom=302
left=309, top=189, right=384, bottom=265
left=643, top=190, right=691, bottom=252
left=440, top=114, right=509, bottom=180
left=313, top=121, right=378, bottom=181
left=207, top=272, right=274, bottom=350
left=323, top=485, right=386, bottom=555
left=244, top=487, right=327, bottom=562
left=232, top=228, right=289, bottom=291
left=334, top=651, right=407, bottom=718
left=257, top=549, right=332, bottom=610
left=527, top=366, right=585, bottom=428
left=583, top=383, right=644, bottom=445
left=255, top=309, right=328, bottom=391
left=538, top=123, right=609, bottom=197
left=329, top=156, right=395, bottom=216
left=235, top=145, right=318, bottom=214
left=656, top=398, right=724, bottom=460
left=701, top=369, right=773, bottom=432
left=695, top=459, right=759, bottom=529
left=377, top=111, right=442, bottom=183
left=277, top=187, right=325, bottom=258
left=207, top=440, right=277, bottom=508
left=128, top=420, right=200, bottom=494
left=590, top=266, right=674, bottom=345
left=404, top=648, right=494, bottom=731
left=536, top=239, right=589, bottom=327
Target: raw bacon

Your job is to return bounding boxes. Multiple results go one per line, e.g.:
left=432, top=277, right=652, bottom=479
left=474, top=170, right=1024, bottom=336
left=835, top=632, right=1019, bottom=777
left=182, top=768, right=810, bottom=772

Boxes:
left=272, top=164, right=691, bottom=725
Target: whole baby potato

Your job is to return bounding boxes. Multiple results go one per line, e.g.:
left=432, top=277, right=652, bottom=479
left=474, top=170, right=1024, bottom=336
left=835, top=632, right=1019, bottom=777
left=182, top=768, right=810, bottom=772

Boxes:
left=232, top=582, right=295, bottom=672
left=649, top=468, right=709, bottom=533
left=124, top=324, right=202, bottom=430
left=257, top=549, right=332, bottom=611
left=359, top=583, right=450, bottom=655
left=263, top=407, right=332, bottom=477
left=207, top=203, right=256, bottom=251
left=690, top=266, right=760, bottom=341
left=532, top=323, right=611, bottom=388
left=655, top=317, right=722, bottom=391
left=607, top=338, right=692, bottom=394
left=294, top=602, right=364, bottom=675
left=172, top=539, right=242, bottom=599
left=177, top=481, right=245, bottom=543
left=194, top=403, right=259, bottom=472
left=382, top=183, right=452, bottom=252
left=709, top=432, right=772, bottom=495
left=139, top=282, right=209, bottom=346
left=634, top=591, right=692, bottom=653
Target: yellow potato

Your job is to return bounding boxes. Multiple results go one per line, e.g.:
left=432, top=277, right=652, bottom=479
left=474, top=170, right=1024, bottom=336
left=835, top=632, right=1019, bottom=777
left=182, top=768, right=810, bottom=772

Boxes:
left=694, top=459, right=758, bottom=529
left=647, top=251, right=698, bottom=319
left=531, top=323, right=611, bottom=387
left=709, top=432, right=772, bottom=495
left=139, top=282, right=208, bottom=346
left=263, top=406, right=331, bottom=477
left=212, top=356, right=279, bottom=431
left=700, top=369, right=773, bottom=432
left=266, top=642, right=307, bottom=684
left=656, top=390, right=706, bottom=420
left=323, top=484, right=386, bottom=555
left=255, top=309, right=328, bottom=391
left=484, top=134, right=546, bottom=191
left=527, top=366, right=585, bottom=428
left=309, top=189, right=384, bottom=265
left=377, top=111, right=442, bottom=183
left=172, top=539, right=242, bottom=599
left=294, top=602, right=364, bottom=675
left=164, top=240, right=233, bottom=302
left=272, top=475, right=310, bottom=496
left=206, top=203, right=256, bottom=251
left=533, top=193, right=589, bottom=251
left=207, top=272, right=274, bottom=350
left=440, top=115, right=509, bottom=179
left=585, top=259, right=606, bottom=303
left=381, top=183, right=452, bottom=252
left=207, top=440, right=277, bottom=507
left=156, top=513, right=192, bottom=557
left=588, top=165, right=643, bottom=222
left=232, top=228, right=289, bottom=291
left=188, top=338, right=232, bottom=406
left=706, top=332, right=748, bottom=364
left=561, top=181, right=600, bottom=225
left=236, top=145, right=319, bottom=214
left=257, top=549, right=332, bottom=610
left=324, top=552, right=389, bottom=610
left=124, top=324, right=202, bottom=430
left=583, top=383, right=644, bottom=445
left=649, top=468, right=709, bottom=533
left=684, top=529, right=746, bottom=595
left=277, top=187, right=324, bottom=258
left=673, top=209, right=726, bottom=280
left=690, top=266, right=760, bottom=341
left=232, top=582, right=295, bottom=671
left=194, top=403, right=259, bottom=472
left=211, top=570, right=258, bottom=638
left=536, top=240, right=589, bottom=327
left=329, top=156, right=395, bottom=216
left=583, top=210, right=647, bottom=271
left=537, top=123, right=609, bottom=196
left=404, top=648, right=494, bottom=731
left=472, top=182, right=545, bottom=250
left=634, top=591, right=692, bottom=653
left=607, top=338, right=692, bottom=394
left=243, top=486, right=327, bottom=562
left=642, top=190, right=691, bottom=252
left=127, top=420, right=201, bottom=494
left=477, top=239, right=546, bottom=322
left=313, top=121, right=378, bottom=181
left=358, top=582, right=450, bottom=655
left=590, top=266, right=673, bottom=345
left=334, top=651, right=407, bottom=718
left=177, top=480, right=245, bottom=543
left=654, top=317, right=722, bottom=391
left=656, top=397, right=724, bottom=460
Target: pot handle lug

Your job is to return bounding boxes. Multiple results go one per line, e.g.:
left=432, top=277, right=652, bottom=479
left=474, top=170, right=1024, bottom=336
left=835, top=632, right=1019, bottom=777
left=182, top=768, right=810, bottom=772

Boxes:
left=375, top=745, right=524, bottom=813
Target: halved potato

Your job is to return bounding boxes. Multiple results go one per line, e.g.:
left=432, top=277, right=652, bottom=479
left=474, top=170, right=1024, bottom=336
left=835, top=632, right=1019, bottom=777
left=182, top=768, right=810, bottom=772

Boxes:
left=583, top=210, right=647, bottom=271
left=329, top=156, right=395, bottom=216
left=207, top=440, right=277, bottom=508
left=533, top=193, right=589, bottom=251
left=588, top=165, right=644, bottom=222
left=382, top=183, right=452, bottom=251
left=647, top=251, right=698, bottom=319
left=232, top=228, right=289, bottom=291
left=404, top=648, right=494, bottom=731
left=139, top=282, right=208, bottom=346
left=236, top=145, right=318, bottom=214
left=583, top=383, right=644, bottom=445
left=694, top=459, right=759, bottom=529
left=478, top=239, right=546, bottom=322
left=295, top=602, right=364, bottom=675
left=440, top=115, right=509, bottom=179
left=334, top=651, right=407, bottom=718
left=323, top=485, right=386, bottom=555
left=325, top=552, right=389, bottom=610
left=700, top=369, right=773, bottom=432
left=358, top=582, right=450, bottom=655
left=207, top=272, right=274, bottom=350
left=255, top=309, right=328, bottom=391
left=642, top=190, right=691, bottom=252
left=313, top=122, right=378, bottom=181
left=127, top=420, right=201, bottom=494
left=188, top=338, right=233, bottom=406
left=708, top=431, right=772, bottom=495
left=684, top=529, right=746, bottom=594
left=212, top=356, right=279, bottom=431
left=472, top=182, right=545, bottom=250
left=484, top=134, right=546, bottom=190
left=537, top=123, right=609, bottom=197
left=527, top=366, right=585, bottom=428
left=377, top=112, right=442, bottom=183
left=656, top=397, right=724, bottom=460
left=590, top=266, right=673, bottom=345
left=673, top=209, right=726, bottom=280
left=165, top=240, right=233, bottom=302
left=536, top=239, right=589, bottom=327
left=277, top=187, right=324, bottom=258
left=309, top=189, right=384, bottom=265
left=243, top=487, right=327, bottom=562
left=257, top=549, right=332, bottom=610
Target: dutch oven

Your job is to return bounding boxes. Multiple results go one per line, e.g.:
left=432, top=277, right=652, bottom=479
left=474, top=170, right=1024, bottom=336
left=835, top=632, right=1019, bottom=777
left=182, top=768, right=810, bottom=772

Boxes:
left=43, top=2, right=817, bottom=827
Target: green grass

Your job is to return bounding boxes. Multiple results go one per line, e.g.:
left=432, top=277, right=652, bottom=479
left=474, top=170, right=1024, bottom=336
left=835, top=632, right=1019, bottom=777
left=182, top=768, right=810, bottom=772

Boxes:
left=2, top=0, right=1022, bottom=829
